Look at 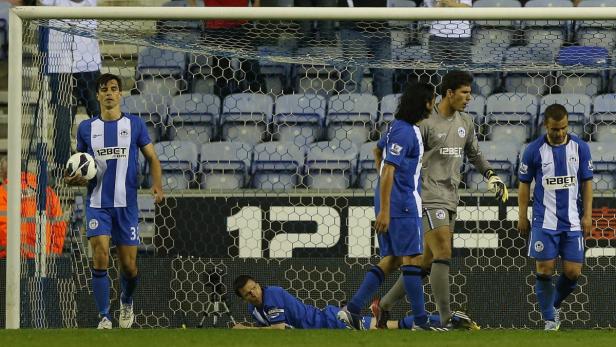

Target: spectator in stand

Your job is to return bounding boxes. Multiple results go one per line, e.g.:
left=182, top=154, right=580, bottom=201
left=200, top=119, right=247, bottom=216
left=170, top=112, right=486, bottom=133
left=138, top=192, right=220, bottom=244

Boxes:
left=38, top=0, right=101, bottom=176
left=0, top=156, right=67, bottom=259
left=187, top=0, right=264, bottom=97
left=294, top=0, right=338, bottom=43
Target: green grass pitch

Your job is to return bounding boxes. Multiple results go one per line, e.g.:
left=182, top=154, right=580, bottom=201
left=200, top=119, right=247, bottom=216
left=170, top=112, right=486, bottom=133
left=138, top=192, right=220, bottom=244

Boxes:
left=1, top=329, right=615, bottom=347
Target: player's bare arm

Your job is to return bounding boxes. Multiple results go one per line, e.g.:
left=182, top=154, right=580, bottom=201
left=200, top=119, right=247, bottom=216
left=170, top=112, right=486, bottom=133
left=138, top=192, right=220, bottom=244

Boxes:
left=375, top=163, right=395, bottom=234
left=517, top=181, right=531, bottom=235
left=141, top=143, right=164, bottom=204
left=581, top=179, right=593, bottom=238
left=373, top=146, right=383, bottom=174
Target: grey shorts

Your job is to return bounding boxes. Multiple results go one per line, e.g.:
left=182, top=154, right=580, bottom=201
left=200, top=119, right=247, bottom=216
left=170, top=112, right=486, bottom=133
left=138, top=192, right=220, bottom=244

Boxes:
left=422, top=208, right=456, bottom=233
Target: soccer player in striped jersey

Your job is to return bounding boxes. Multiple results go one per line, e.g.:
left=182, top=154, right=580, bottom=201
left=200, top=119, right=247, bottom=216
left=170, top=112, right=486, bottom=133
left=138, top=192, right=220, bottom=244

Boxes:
left=517, top=104, right=593, bottom=331
left=335, top=82, right=446, bottom=331
left=65, top=73, right=164, bottom=329
left=232, top=275, right=445, bottom=330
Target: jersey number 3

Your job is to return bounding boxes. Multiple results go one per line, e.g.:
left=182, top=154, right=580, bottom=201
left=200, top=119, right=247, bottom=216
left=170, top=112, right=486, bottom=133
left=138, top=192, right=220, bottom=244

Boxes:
left=130, top=226, right=139, bottom=241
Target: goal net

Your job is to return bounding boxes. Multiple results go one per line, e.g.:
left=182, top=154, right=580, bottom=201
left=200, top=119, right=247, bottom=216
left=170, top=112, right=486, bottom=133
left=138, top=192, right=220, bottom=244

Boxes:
left=3, top=4, right=616, bottom=329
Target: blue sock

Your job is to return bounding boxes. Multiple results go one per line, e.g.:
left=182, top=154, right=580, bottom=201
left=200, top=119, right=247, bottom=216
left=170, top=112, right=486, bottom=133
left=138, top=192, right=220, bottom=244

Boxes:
left=347, top=266, right=385, bottom=314
left=398, top=314, right=441, bottom=329
left=554, top=274, right=577, bottom=309
left=401, top=265, right=428, bottom=326
left=120, top=273, right=139, bottom=305
left=91, top=268, right=110, bottom=319
left=536, top=274, right=555, bottom=321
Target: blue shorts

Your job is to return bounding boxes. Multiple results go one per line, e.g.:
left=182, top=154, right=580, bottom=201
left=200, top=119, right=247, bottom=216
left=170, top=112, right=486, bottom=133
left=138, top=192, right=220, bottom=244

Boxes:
left=86, top=206, right=140, bottom=246
left=378, top=217, right=423, bottom=257
left=322, top=306, right=371, bottom=330
left=528, top=227, right=584, bottom=263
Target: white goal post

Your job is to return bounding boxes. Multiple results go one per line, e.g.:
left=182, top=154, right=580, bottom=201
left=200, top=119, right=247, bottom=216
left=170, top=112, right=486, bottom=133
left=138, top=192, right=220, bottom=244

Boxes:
left=7, top=5, right=616, bottom=329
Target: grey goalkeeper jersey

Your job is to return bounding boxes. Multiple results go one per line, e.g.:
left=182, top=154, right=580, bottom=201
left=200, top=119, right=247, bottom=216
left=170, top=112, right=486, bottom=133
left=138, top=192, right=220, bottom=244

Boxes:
left=419, top=106, right=492, bottom=211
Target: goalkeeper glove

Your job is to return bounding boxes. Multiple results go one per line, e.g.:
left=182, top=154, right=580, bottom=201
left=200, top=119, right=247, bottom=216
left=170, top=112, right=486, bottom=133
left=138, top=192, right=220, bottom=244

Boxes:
left=485, top=170, right=509, bottom=203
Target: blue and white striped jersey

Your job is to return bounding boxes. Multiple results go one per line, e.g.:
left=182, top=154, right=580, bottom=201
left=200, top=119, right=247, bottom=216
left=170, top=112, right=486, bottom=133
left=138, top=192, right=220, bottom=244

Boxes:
left=518, top=134, right=593, bottom=231
left=376, top=119, right=424, bottom=218
left=77, top=114, right=151, bottom=208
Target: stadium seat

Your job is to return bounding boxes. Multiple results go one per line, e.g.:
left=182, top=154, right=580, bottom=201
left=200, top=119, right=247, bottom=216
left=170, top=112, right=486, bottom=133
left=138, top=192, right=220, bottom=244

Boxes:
left=136, top=47, right=187, bottom=95
left=294, top=46, right=343, bottom=96
left=485, top=93, right=539, bottom=143
left=273, top=94, right=326, bottom=146
left=121, top=94, right=171, bottom=142
left=326, top=93, right=378, bottom=146
left=358, top=142, right=379, bottom=190
left=524, top=0, right=572, bottom=55
left=576, top=0, right=616, bottom=51
left=167, top=93, right=221, bottom=144
left=539, top=94, right=592, bottom=139
left=588, top=141, right=616, bottom=190
left=258, top=45, right=293, bottom=95
left=200, top=141, right=252, bottom=189
left=472, top=0, right=520, bottom=54
left=154, top=141, right=199, bottom=190
left=188, top=53, right=215, bottom=94
left=473, top=0, right=522, bottom=28
left=137, top=194, right=156, bottom=241
left=556, top=46, right=609, bottom=96
left=502, top=46, right=555, bottom=95
left=465, top=140, right=521, bottom=190
left=591, top=94, right=616, bottom=142
left=378, top=93, right=400, bottom=135
left=220, top=93, right=274, bottom=145
left=304, top=141, right=358, bottom=189
left=470, top=47, right=504, bottom=97
left=251, top=142, right=305, bottom=190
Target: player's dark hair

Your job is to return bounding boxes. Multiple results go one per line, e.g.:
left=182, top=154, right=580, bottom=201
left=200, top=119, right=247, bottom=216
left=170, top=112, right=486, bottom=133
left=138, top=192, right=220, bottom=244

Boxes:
left=395, top=81, right=435, bottom=124
left=544, top=103, right=568, bottom=123
left=439, top=70, right=473, bottom=96
left=95, top=73, right=123, bottom=92
left=233, top=275, right=257, bottom=297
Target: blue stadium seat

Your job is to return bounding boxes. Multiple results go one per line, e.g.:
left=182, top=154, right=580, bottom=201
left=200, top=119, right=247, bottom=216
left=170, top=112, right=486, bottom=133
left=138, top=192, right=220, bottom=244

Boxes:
left=591, top=94, right=616, bottom=142
left=251, top=142, right=305, bottom=190
left=576, top=0, right=616, bottom=51
left=326, top=93, right=379, bottom=146
left=358, top=142, right=379, bottom=190
left=539, top=94, right=592, bottom=139
left=154, top=141, right=199, bottom=190
left=200, top=141, right=252, bottom=189
left=136, top=47, right=187, bottom=95
left=485, top=93, right=539, bottom=143
left=273, top=94, right=326, bottom=146
left=473, top=0, right=522, bottom=27
left=502, top=46, right=555, bottom=95
left=465, top=140, right=521, bottom=190
left=588, top=141, right=616, bottom=190
left=221, top=93, right=274, bottom=145
left=378, top=93, right=400, bottom=134
left=121, top=94, right=171, bottom=142
left=188, top=53, right=215, bottom=94
left=556, top=46, right=609, bottom=96
left=467, top=95, right=486, bottom=123
left=305, top=141, right=358, bottom=189
left=167, top=93, right=220, bottom=143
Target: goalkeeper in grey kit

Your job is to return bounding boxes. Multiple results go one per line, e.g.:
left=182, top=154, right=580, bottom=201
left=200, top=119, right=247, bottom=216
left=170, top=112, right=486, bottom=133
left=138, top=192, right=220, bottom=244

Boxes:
left=373, top=71, right=508, bottom=328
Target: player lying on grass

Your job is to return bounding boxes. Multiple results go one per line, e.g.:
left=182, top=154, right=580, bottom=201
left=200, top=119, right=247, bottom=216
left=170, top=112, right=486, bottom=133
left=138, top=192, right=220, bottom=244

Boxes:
left=231, top=275, right=474, bottom=330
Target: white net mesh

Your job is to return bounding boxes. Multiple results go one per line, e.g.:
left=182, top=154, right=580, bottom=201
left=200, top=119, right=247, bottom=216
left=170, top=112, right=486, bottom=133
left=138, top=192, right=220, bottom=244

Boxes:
left=3, top=6, right=616, bottom=329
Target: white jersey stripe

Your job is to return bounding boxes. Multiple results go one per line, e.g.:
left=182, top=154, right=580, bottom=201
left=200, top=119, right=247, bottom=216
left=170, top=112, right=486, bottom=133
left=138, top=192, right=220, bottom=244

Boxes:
left=540, top=144, right=558, bottom=230
left=566, top=141, right=581, bottom=230
left=114, top=117, right=131, bottom=207
left=413, top=126, right=423, bottom=215
left=90, top=119, right=105, bottom=208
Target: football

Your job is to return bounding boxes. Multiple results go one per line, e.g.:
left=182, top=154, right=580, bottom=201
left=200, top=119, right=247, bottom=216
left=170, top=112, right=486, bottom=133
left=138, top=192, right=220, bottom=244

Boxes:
left=65, top=152, right=97, bottom=180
